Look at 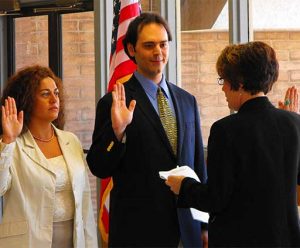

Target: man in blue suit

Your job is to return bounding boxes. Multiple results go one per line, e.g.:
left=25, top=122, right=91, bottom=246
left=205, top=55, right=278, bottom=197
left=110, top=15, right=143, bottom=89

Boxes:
left=87, top=12, right=207, bottom=247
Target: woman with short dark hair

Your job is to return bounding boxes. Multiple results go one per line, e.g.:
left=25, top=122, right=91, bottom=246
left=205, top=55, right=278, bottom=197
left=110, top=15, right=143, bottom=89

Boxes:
left=166, top=41, right=300, bottom=247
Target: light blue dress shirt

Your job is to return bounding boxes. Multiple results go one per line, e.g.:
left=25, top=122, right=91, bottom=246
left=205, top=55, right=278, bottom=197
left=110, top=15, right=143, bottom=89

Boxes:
left=134, top=71, right=176, bottom=116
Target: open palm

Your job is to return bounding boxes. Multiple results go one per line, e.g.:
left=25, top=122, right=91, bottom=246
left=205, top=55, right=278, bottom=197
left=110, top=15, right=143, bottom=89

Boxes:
left=2, top=97, right=23, bottom=143
left=278, top=86, right=299, bottom=113
left=111, top=83, right=136, bottom=140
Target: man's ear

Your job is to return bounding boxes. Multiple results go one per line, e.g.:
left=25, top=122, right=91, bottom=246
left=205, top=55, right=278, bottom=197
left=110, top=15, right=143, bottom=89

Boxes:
left=127, top=43, right=135, bottom=57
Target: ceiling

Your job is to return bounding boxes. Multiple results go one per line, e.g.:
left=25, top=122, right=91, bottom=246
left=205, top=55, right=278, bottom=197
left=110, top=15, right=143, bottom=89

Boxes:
left=0, top=0, right=93, bottom=14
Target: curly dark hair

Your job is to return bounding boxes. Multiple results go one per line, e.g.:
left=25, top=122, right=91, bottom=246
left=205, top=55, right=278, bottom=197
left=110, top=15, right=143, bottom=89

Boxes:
left=123, top=12, right=172, bottom=63
left=0, top=65, right=65, bottom=134
left=216, top=41, right=279, bottom=95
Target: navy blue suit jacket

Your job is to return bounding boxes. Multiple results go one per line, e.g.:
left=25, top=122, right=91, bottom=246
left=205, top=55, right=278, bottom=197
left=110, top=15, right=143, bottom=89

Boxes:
left=87, top=75, right=207, bottom=247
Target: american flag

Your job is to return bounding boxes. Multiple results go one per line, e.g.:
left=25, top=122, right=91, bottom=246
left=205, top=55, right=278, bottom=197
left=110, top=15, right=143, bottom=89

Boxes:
left=99, top=0, right=140, bottom=243
left=107, top=0, right=140, bottom=91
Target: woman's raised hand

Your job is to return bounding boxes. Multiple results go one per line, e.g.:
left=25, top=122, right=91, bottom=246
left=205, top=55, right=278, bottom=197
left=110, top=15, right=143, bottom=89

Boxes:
left=1, top=97, right=23, bottom=144
left=278, top=86, right=299, bottom=113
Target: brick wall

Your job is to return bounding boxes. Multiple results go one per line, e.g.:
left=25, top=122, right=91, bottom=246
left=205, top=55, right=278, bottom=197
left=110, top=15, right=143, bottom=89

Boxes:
left=61, top=11, right=98, bottom=217
left=181, top=31, right=230, bottom=144
left=15, top=16, right=49, bottom=68
left=61, top=12, right=95, bottom=149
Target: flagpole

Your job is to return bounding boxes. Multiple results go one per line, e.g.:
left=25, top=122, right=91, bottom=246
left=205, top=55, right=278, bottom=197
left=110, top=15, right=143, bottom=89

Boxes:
left=94, top=0, right=113, bottom=247
left=94, top=0, right=111, bottom=102
left=0, top=197, right=2, bottom=223
left=160, top=0, right=179, bottom=85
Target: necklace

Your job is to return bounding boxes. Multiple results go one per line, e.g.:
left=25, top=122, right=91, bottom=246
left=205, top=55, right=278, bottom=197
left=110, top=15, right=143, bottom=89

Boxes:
left=33, top=128, right=55, bottom=142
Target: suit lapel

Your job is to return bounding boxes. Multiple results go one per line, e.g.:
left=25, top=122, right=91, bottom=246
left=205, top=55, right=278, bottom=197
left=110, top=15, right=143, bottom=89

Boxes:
left=21, top=127, right=80, bottom=183
left=126, top=77, right=176, bottom=158
left=21, top=131, right=55, bottom=174
left=54, top=128, right=76, bottom=182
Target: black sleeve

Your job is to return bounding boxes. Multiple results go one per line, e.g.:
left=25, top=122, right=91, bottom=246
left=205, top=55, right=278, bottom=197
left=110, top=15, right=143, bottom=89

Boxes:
left=86, top=93, right=126, bottom=178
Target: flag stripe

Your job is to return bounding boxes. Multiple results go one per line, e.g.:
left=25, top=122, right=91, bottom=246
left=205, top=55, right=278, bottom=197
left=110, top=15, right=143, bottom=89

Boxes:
left=117, top=18, right=135, bottom=40
left=119, top=4, right=140, bottom=23
left=108, top=61, right=137, bottom=91
left=109, top=49, right=131, bottom=82
left=115, top=34, right=126, bottom=54
left=121, top=0, right=139, bottom=8
left=99, top=178, right=113, bottom=242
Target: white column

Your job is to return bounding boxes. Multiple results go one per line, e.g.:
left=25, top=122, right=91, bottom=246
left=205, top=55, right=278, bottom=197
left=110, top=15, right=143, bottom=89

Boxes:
left=228, top=0, right=252, bottom=44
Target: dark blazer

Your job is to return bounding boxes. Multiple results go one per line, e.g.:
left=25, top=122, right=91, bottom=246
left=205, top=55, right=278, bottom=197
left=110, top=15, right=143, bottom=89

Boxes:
left=87, top=75, right=207, bottom=247
left=178, top=97, right=300, bottom=247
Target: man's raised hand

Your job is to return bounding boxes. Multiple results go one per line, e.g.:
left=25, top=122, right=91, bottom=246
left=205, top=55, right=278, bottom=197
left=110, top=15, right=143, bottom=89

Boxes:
left=111, top=83, right=136, bottom=141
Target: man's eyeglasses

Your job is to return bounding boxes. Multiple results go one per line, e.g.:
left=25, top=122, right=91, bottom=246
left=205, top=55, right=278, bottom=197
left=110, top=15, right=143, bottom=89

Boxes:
left=217, top=77, right=224, bottom=85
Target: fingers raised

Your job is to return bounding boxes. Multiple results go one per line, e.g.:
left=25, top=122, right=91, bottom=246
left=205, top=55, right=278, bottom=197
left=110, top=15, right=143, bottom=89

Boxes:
left=112, top=83, right=126, bottom=105
left=291, top=86, right=299, bottom=112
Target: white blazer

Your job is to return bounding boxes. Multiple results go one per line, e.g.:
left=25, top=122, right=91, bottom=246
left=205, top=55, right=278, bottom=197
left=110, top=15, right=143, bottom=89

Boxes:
left=0, top=126, right=98, bottom=248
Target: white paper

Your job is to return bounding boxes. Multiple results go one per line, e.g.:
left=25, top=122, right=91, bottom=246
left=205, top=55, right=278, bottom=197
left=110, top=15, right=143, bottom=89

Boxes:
left=159, top=166, right=200, bottom=182
left=159, top=165, right=209, bottom=223
left=190, top=208, right=209, bottom=223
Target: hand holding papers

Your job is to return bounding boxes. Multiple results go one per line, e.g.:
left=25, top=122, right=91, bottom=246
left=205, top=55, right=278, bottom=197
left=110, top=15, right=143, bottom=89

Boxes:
left=159, top=166, right=200, bottom=182
left=160, top=165, right=209, bottom=223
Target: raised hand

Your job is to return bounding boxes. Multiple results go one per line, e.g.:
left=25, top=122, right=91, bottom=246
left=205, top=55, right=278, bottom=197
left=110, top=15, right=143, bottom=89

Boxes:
left=278, top=86, right=299, bottom=113
left=1, top=97, right=24, bottom=144
left=111, top=83, right=136, bottom=141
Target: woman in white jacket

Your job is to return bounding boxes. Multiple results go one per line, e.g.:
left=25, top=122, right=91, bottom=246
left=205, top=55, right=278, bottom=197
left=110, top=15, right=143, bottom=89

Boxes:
left=0, top=65, right=98, bottom=248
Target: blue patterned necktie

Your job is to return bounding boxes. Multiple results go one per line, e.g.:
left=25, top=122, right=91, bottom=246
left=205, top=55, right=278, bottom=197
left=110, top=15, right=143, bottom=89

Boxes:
left=157, top=87, right=177, bottom=155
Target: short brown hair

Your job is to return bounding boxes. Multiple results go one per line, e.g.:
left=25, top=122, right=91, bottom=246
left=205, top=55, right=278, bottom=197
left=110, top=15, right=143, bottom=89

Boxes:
left=216, top=41, right=279, bottom=95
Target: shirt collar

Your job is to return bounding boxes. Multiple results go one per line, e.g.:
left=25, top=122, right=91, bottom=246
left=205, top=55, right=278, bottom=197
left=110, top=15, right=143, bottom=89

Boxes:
left=134, top=71, right=169, bottom=100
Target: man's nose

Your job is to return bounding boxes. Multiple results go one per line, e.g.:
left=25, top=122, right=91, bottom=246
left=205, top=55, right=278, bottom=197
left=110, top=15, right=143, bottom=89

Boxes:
left=153, top=44, right=162, bottom=54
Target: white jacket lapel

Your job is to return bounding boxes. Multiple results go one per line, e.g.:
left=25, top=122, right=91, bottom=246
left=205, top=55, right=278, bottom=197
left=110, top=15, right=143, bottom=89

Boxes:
left=54, top=128, right=77, bottom=183
left=21, top=131, right=55, bottom=174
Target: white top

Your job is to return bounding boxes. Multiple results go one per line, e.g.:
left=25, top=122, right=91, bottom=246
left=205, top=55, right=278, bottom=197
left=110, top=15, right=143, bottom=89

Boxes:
left=48, top=155, right=75, bottom=222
